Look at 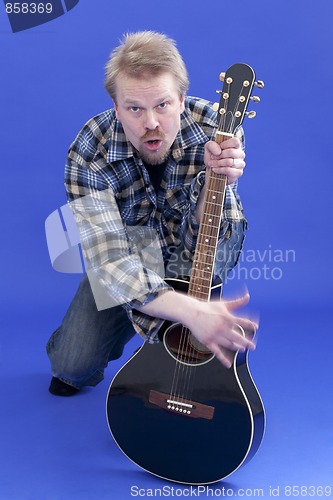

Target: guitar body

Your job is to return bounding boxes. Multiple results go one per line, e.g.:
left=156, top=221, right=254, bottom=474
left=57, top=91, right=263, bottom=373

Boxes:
left=106, top=279, right=265, bottom=485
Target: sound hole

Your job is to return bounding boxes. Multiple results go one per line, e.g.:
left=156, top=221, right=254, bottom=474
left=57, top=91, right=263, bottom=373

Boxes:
left=163, top=323, right=214, bottom=366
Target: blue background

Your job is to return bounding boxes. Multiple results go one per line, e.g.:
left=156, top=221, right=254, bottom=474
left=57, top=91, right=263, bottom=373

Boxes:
left=1, top=0, right=332, bottom=498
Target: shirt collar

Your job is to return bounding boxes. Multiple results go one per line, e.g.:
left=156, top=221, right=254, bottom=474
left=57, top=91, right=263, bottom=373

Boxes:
left=171, top=104, right=214, bottom=161
left=106, top=117, right=135, bottom=163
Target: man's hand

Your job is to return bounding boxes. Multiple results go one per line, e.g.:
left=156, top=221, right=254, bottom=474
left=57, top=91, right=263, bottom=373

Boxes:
left=204, top=136, right=245, bottom=184
left=139, top=290, right=257, bottom=369
left=186, top=293, right=257, bottom=368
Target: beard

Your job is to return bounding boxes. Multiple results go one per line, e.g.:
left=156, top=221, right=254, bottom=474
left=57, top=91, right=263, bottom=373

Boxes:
left=135, top=130, right=170, bottom=165
left=137, top=147, right=169, bottom=165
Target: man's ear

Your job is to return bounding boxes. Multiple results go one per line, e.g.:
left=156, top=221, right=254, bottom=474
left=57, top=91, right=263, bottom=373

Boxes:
left=113, top=100, right=120, bottom=120
left=180, top=95, right=185, bottom=113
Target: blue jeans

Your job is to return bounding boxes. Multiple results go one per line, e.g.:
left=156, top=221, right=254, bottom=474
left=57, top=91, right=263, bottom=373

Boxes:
left=46, top=220, right=246, bottom=389
left=46, top=275, right=136, bottom=389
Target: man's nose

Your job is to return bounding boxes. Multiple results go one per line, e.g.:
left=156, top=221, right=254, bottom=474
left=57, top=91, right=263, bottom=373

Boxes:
left=144, top=109, right=159, bottom=129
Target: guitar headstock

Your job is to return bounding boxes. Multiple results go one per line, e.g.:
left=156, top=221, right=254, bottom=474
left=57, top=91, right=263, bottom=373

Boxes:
left=213, top=63, right=263, bottom=137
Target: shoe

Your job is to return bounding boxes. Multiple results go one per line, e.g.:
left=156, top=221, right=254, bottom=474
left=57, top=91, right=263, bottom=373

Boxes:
left=49, top=377, right=80, bottom=396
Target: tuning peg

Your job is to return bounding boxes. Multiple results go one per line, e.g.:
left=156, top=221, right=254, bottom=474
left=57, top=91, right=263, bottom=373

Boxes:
left=212, top=102, right=219, bottom=112
left=246, top=110, right=256, bottom=118
left=250, top=96, right=261, bottom=103
left=254, top=80, right=264, bottom=89
left=219, top=72, right=233, bottom=84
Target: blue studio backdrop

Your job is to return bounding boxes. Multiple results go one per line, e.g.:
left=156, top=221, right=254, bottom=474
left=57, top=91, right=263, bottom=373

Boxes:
left=1, top=1, right=332, bottom=499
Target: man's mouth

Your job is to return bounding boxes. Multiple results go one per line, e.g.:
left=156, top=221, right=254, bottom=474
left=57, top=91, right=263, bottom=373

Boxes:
left=143, top=139, right=163, bottom=151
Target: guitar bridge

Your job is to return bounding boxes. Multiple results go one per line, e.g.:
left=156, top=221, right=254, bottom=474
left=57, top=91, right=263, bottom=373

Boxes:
left=149, top=390, right=215, bottom=420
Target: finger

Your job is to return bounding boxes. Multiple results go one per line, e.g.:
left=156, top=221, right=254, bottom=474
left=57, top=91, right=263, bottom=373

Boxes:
left=227, top=325, right=256, bottom=351
left=208, top=343, right=234, bottom=368
left=217, top=148, right=245, bottom=162
left=205, top=140, right=222, bottom=156
left=235, top=317, right=259, bottom=339
left=208, top=324, right=254, bottom=353
left=219, top=136, right=242, bottom=150
left=224, top=293, right=250, bottom=312
left=212, top=166, right=243, bottom=184
left=233, top=324, right=257, bottom=350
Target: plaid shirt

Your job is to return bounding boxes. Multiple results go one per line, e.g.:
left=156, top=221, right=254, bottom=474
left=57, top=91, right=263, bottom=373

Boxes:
left=65, top=96, right=245, bottom=342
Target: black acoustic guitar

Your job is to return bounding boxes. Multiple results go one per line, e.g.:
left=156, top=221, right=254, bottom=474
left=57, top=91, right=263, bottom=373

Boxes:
left=106, top=64, right=265, bottom=485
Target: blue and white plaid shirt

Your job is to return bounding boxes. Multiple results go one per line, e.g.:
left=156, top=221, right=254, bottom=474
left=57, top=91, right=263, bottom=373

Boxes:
left=65, top=96, right=246, bottom=341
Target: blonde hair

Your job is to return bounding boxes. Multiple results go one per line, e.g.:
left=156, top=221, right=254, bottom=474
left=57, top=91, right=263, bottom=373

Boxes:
left=104, top=31, right=189, bottom=102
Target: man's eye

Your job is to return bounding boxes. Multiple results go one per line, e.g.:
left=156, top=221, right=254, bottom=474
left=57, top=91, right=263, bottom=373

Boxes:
left=130, top=106, right=140, bottom=113
left=158, top=102, right=167, bottom=109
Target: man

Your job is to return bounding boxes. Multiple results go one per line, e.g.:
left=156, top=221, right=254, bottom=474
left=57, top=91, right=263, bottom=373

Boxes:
left=47, top=31, right=256, bottom=397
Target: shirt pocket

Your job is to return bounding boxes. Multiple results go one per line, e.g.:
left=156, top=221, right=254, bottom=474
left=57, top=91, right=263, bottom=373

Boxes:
left=116, top=190, right=154, bottom=226
left=163, top=186, right=190, bottom=225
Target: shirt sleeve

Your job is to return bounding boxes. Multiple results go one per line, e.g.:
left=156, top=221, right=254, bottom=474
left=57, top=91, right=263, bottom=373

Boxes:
left=65, top=155, right=172, bottom=341
left=182, top=170, right=206, bottom=254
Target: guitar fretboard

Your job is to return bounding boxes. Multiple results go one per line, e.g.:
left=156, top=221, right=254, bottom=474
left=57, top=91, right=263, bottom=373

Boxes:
left=188, top=169, right=227, bottom=301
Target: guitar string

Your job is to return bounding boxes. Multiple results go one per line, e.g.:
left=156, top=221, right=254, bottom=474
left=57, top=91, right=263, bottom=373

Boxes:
left=167, top=212, right=211, bottom=408
left=176, top=326, right=196, bottom=406
left=172, top=224, right=215, bottom=405
left=181, top=80, right=249, bottom=410
left=167, top=173, right=218, bottom=407
left=230, top=84, right=245, bottom=133
left=167, top=77, right=243, bottom=413
left=167, top=304, right=194, bottom=407
left=170, top=80, right=234, bottom=408
left=174, top=169, right=219, bottom=404
left=170, top=172, right=223, bottom=410
left=168, top=325, right=190, bottom=405
left=168, top=96, right=228, bottom=410
left=180, top=174, right=223, bottom=404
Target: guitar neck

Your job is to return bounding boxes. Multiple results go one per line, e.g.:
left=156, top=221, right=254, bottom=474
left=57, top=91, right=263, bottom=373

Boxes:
left=187, top=63, right=259, bottom=301
left=188, top=134, right=231, bottom=301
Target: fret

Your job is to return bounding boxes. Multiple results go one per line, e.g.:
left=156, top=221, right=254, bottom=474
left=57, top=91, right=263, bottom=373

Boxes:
left=196, top=243, right=219, bottom=251
left=189, top=287, right=211, bottom=297
left=193, top=254, right=215, bottom=263
left=195, top=243, right=219, bottom=252
left=204, top=196, right=223, bottom=203
left=188, top=289, right=212, bottom=301
left=192, top=273, right=213, bottom=281
left=193, top=263, right=213, bottom=270
left=189, top=289, right=211, bottom=297
left=201, top=220, right=220, bottom=227
left=204, top=190, right=224, bottom=197
left=204, top=201, right=223, bottom=208
left=205, top=190, right=222, bottom=196
left=201, top=222, right=220, bottom=230
left=201, top=212, right=222, bottom=220
left=192, top=281, right=213, bottom=290
left=201, top=211, right=221, bottom=218
left=202, top=211, right=221, bottom=221
left=195, top=242, right=219, bottom=250
left=189, top=282, right=211, bottom=291
left=191, top=272, right=212, bottom=283
left=192, top=266, right=213, bottom=274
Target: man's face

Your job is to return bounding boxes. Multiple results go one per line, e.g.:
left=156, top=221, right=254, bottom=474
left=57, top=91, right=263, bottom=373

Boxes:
left=114, top=72, right=185, bottom=165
